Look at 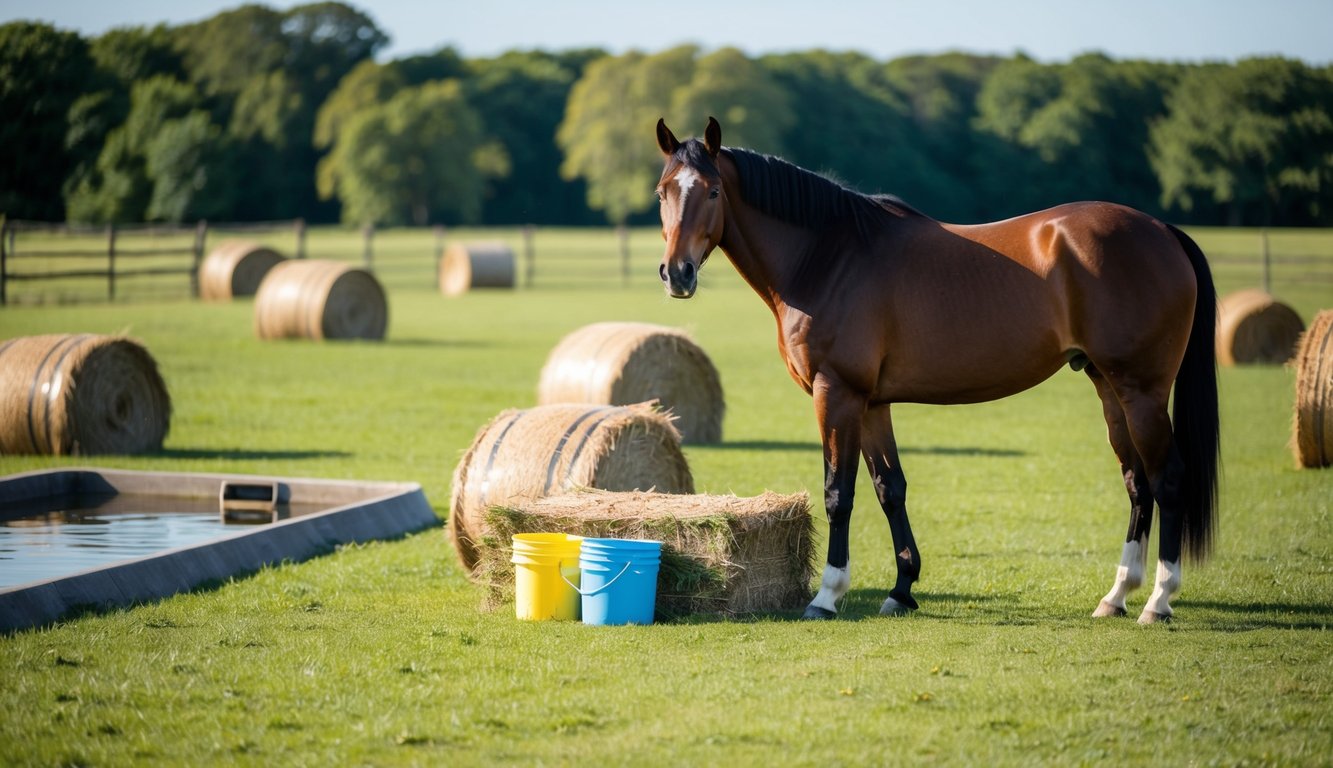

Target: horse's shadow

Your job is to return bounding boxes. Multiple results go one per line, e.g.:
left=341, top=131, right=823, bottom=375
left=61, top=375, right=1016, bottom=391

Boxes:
left=705, top=440, right=1025, bottom=458
left=666, top=591, right=1333, bottom=628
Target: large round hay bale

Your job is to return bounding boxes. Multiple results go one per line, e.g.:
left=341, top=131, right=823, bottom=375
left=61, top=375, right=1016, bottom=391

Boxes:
left=537, top=322, right=724, bottom=444
left=1216, top=289, right=1305, bottom=366
left=439, top=242, right=515, bottom=296
left=1292, top=309, right=1333, bottom=468
left=199, top=240, right=286, bottom=301
left=0, top=334, right=171, bottom=455
left=254, top=259, right=387, bottom=341
left=448, top=402, right=694, bottom=575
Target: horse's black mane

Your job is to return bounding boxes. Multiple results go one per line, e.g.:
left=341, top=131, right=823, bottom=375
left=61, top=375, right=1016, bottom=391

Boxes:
left=719, top=146, right=925, bottom=236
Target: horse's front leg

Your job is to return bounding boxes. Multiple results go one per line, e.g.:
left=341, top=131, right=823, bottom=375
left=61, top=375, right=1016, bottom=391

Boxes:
left=802, top=372, right=866, bottom=620
left=862, top=405, right=920, bottom=614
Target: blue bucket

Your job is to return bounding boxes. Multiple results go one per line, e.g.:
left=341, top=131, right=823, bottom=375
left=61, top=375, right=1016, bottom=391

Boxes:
left=562, top=537, right=661, bottom=625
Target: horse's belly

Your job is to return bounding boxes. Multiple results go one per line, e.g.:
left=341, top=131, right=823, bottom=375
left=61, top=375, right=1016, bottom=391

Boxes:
left=874, top=332, right=1069, bottom=405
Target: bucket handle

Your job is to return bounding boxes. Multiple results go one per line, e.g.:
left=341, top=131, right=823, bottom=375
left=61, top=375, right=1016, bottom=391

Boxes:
left=559, top=560, right=633, bottom=597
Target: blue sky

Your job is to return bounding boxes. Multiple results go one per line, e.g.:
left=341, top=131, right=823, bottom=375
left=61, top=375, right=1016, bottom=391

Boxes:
left=6, top=0, right=1332, bottom=64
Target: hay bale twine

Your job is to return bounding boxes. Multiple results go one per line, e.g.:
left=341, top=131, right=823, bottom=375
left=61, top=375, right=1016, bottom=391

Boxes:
left=1292, top=309, right=1333, bottom=468
left=537, top=322, right=724, bottom=444
left=199, top=240, right=286, bottom=301
left=482, top=489, right=816, bottom=618
left=439, top=242, right=515, bottom=296
left=254, top=259, right=387, bottom=341
left=0, top=334, right=171, bottom=455
left=1216, top=289, right=1305, bottom=366
left=448, top=402, right=694, bottom=575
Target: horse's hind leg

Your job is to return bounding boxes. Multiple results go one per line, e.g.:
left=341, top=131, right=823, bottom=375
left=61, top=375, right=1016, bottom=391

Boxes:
left=862, top=405, right=920, bottom=615
left=1105, top=377, right=1187, bottom=624
left=1088, top=369, right=1153, bottom=618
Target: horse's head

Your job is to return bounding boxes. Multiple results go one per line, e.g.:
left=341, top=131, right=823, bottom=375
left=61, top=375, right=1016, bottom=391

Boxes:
left=655, top=117, right=724, bottom=299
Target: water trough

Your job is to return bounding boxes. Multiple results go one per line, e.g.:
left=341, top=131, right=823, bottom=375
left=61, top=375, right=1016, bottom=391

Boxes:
left=0, top=467, right=437, bottom=633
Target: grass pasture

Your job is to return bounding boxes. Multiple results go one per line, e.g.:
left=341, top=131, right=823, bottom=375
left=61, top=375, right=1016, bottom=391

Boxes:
left=0, top=225, right=1331, bottom=765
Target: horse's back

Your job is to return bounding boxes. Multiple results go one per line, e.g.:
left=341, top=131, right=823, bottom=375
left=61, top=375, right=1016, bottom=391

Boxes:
left=858, top=202, right=1196, bottom=403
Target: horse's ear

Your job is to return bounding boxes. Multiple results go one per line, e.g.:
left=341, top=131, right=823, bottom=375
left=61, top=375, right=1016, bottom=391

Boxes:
left=657, top=118, right=680, bottom=156
left=704, top=116, right=721, bottom=158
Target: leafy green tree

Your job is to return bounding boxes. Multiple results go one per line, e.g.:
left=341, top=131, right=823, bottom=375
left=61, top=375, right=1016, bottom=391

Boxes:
left=466, top=49, right=600, bottom=224
left=1151, top=58, right=1333, bottom=225
left=66, top=75, right=233, bottom=223
left=558, top=47, right=700, bottom=224
left=325, top=80, right=508, bottom=226
left=758, top=51, right=914, bottom=195
left=0, top=22, right=93, bottom=219
left=173, top=2, right=387, bottom=220
left=668, top=47, right=792, bottom=153
left=881, top=53, right=1000, bottom=221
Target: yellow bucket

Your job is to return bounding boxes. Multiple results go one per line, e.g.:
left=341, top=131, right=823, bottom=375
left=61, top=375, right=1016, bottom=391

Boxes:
left=511, top=533, right=582, bottom=620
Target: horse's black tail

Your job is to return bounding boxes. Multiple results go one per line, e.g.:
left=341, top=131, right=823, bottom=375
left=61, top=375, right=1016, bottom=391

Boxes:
left=1168, top=224, right=1220, bottom=563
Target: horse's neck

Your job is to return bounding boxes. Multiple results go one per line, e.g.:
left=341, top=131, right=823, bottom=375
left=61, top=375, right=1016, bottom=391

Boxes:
left=719, top=200, right=821, bottom=313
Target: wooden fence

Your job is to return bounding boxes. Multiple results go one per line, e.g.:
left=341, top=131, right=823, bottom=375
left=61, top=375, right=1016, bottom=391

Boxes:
left=0, top=219, right=306, bottom=306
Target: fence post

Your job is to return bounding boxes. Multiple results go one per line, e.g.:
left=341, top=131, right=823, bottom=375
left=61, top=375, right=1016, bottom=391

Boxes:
left=192, top=220, right=207, bottom=298
left=362, top=223, right=374, bottom=269
left=617, top=224, right=629, bottom=287
left=1260, top=228, right=1271, bottom=294
left=107, top=223, right=117, bottom=302
left=523, top=224, right=535, bottom=288
left=295, top=218, right=306, bottom=259
left=0, top=219, right=8, bottom=306
left=433, top=224, right=445, bottom=287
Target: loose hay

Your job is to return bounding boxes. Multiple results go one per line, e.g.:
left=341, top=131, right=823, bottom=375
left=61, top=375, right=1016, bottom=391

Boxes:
left=537, top=322, right=725, bottom=444
left=439, top=242, right=515, bottom=296
left=1292, top=309, right=1333, bottom=468
left=448, top=403, right=694, bottom=575
left=478, top=489, right=815, bottom=618
left=254, top=259, right=387, bottom=340
left=199, top=240, right=286, bottom=301
left=1216, top=289, right=1305, bottom=366
left=0, top=334, right=171, bottom=455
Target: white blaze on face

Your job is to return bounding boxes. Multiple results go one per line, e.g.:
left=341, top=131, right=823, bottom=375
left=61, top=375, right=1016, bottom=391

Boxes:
left=674, top=167, right=701, bottom=224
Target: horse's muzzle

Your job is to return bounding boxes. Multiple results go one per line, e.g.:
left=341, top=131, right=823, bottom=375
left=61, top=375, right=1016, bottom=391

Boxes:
left=660, top=260, right=697, bottom=299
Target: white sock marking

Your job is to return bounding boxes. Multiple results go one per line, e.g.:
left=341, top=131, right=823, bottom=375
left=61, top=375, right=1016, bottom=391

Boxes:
left=1100, top=536, right=1148, bottom=610
left=1142, top=559, right=1181, bottom=619
left=809, top=562, right=850, bottom=613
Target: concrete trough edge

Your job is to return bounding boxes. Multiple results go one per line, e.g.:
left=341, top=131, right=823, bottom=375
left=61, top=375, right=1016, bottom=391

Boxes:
left=0, top=467, right=439, bottom=634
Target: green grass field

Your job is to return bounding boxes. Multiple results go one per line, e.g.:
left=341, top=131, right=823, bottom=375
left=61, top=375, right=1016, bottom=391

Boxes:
left=1, top=226, right=1331, bottom=765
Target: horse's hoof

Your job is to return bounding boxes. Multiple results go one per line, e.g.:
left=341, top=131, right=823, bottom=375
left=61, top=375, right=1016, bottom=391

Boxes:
left=1137, top=609, right=1173, bottom=625
left=879, top=595, right=916, bottom=616
left=801, top=605, right=838, bottom=620
left=1092, top=600, right=1128, bottom=618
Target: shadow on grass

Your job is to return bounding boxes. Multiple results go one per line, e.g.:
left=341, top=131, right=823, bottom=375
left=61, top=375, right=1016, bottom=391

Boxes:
left=666, top=589, right=1007, bottom=625
left=708, top=440, right=1026, bottom=457
left=1182, top=599, right=1333, bottom=630
left=379, top=337, right=493, bottom=349
left=158, top=447, right=352, bottom=461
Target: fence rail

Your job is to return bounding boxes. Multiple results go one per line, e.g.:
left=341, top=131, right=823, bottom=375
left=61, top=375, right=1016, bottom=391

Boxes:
left=2, top=220, right=1328, bottom=306
left=0, top=219, right=306, bottom=305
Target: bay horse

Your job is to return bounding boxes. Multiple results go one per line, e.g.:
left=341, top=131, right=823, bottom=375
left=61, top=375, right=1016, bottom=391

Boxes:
left=655, top=117, right=1218, bottom=624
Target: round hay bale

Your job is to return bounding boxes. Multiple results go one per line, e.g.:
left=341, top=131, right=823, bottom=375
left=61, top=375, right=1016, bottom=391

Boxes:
left=1216, top=289, right=1305, bottom=366
left=254, top=259, right=387, bottom=341
left=1292, top=309, right=1333, bottom=468
left=537, top=322, right=724, bottom=444
left=0, top=334, right=171, bottom=455
left=448, top=402, right=694, bottom=575
left=199, top=240, right=286, bottom=301
left=439, top=242, right=515, bottom=296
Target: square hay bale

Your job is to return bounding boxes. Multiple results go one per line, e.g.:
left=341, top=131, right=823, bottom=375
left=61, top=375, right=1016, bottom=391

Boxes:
left=476, top=489, right=815, bottom=619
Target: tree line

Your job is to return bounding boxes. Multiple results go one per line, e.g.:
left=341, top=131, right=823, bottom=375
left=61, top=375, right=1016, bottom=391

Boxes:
left=3, top=2, right=1331, bottom=228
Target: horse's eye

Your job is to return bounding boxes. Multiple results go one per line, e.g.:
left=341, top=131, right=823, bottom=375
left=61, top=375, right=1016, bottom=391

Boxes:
left=655, top=189, right=665, bottom=201
left=709, top=187, right=720, bottom=200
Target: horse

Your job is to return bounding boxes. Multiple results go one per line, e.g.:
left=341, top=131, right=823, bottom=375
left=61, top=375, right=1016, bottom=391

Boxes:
left=654, top=117, right=1219, bottom=624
